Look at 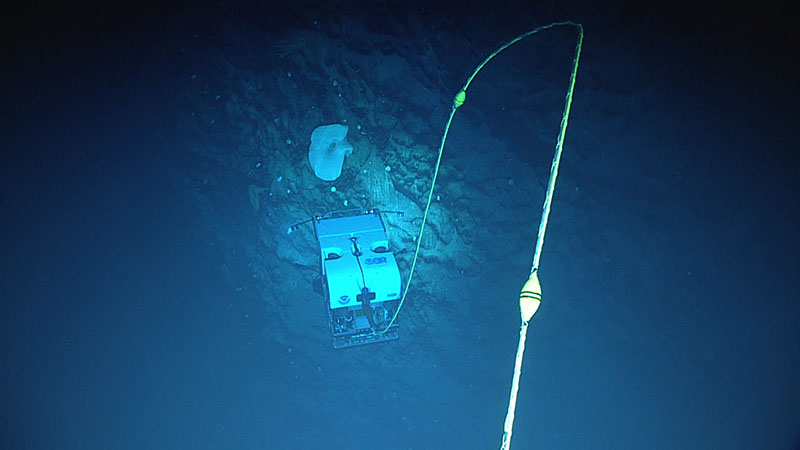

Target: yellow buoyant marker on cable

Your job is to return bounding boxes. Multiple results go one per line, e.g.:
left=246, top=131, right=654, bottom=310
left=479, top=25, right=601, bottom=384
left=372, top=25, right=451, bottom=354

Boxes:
left=519, top=271, right=542, bottom=323
left=454, top=90, right=466, bottom=109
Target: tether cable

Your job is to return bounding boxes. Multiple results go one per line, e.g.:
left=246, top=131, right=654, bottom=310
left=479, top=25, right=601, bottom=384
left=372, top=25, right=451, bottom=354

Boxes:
left=500, top=22, right=583, bottom=450
left=376, top=25, right=583, bottom=450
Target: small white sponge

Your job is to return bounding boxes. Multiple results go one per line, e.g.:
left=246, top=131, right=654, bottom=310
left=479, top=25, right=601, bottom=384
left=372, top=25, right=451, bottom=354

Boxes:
left=308, top=124, right=353, bottom=181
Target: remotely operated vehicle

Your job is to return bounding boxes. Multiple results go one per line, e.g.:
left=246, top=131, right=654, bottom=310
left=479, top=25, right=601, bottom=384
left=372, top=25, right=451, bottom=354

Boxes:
left=292, top=209, right=403, bottom=348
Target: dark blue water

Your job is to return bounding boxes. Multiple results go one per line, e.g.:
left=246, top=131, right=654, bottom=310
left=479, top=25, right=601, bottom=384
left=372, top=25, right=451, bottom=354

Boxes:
left=2, top=2, right=798, bottom=449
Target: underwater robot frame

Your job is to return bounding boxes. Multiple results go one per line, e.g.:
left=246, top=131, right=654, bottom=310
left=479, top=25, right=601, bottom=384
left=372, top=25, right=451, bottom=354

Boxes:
left=306, top=208, right=403, bottom=349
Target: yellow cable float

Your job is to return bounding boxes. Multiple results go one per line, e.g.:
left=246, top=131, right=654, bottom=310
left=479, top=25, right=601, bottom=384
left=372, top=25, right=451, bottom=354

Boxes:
left=519, top=270, right=542, bottom=324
